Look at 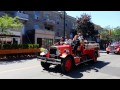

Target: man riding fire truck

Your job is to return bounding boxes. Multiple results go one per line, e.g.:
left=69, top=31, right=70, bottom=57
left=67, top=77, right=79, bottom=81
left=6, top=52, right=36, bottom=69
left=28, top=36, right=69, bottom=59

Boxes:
left=37, top=34, right=100, bottom=73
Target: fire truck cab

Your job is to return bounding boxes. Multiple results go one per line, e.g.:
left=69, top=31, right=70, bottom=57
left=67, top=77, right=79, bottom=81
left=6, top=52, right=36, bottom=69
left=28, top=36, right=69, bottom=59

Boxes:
left=37, top=40, right=99, bottom=73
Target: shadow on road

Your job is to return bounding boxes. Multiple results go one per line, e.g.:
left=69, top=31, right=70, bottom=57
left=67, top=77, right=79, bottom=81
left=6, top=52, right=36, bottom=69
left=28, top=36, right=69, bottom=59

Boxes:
left=109, top=53, right=120, bottom=55
left=43, top=61, right=110, bottom=79
left=0, top=57, right=36, bottom=65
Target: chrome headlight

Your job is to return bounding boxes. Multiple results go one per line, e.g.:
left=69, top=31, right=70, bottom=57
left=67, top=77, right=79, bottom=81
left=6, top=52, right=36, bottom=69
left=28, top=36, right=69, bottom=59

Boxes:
left=64, top=49, right=70, bottom=54
left=56, top=49, right=61, bottom=56
left=40, top=49, right=48, bottom=56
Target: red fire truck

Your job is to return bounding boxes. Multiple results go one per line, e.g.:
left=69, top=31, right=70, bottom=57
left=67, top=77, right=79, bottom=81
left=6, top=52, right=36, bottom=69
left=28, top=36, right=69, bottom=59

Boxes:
left=37, top=41, right=99, bottom=73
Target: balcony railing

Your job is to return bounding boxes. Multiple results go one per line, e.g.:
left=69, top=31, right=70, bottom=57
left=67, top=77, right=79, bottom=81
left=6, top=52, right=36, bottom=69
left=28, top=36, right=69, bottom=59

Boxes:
left=15, top=12, right=29, bottom=20
left=44, top=19, right=55, bottom=26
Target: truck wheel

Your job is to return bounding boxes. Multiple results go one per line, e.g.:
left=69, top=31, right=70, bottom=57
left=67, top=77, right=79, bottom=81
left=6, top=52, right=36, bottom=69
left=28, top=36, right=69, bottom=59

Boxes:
left=61, top=57, right=73, bottom=73
left=107, top=51, right=109, bottom=54
left=41, top=62, right=50, bottom=70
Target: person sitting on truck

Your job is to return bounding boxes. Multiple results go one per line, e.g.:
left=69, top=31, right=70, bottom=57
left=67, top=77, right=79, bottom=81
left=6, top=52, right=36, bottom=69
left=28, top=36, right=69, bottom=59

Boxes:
left=59, top=37, right=65, bottom=45
left=66, top=39, right=73, bottom=45
left=55, top=37, right=65, bottom=45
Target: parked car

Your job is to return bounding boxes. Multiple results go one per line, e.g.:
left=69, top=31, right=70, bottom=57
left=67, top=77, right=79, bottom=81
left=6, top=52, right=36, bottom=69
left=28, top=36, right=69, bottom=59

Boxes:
left=106, top=42, right=120, bottom=54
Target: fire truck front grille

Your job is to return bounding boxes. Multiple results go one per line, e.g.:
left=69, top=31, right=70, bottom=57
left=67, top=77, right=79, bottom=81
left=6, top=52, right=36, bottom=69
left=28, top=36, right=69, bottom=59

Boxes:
left=50, top=48, right=57, bottom=55
left=110, top=46, right=115, bottom=51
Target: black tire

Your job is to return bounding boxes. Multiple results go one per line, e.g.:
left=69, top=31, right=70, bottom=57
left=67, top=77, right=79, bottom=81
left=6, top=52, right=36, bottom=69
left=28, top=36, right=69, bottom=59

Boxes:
left=107, top=51, right=109, bottom=54
left=92, top=53, right=97, bottom=63
left=61, top=57, right=73, bottom=73
left=41, top=62, right=50, bottom=70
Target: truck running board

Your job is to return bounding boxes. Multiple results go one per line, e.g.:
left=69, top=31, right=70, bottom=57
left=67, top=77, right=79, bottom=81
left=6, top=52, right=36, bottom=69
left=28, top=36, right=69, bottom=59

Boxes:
left=75, top=59, right=93, bottom=66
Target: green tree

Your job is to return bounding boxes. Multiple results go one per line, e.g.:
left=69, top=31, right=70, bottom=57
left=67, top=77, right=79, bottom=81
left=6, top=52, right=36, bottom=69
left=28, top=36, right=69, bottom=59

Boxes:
left=94, top=24, right=103, bottom=30
left=0, top=14, right=22, bottom=48
left=112, top=26, right=120, bottom=41
left=76, top=13, right=96, bottom=40
left=0, top=14, right=22, bottom=34
left=100, top=28, right=113, bottom=43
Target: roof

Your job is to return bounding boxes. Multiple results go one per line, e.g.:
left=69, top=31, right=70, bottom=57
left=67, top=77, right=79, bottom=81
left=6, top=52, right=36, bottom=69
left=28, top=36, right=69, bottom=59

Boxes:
left=0, top=34, right=20, bottom=38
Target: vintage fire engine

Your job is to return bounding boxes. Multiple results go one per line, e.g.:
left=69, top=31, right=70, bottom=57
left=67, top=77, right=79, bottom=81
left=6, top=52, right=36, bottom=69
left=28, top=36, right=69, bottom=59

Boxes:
left=37, top=41, right=99, bottom=73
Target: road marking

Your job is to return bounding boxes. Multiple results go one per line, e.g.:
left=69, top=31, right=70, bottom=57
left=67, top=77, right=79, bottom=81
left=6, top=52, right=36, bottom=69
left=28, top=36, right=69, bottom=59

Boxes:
left=0, top=65, right=40, bottom=74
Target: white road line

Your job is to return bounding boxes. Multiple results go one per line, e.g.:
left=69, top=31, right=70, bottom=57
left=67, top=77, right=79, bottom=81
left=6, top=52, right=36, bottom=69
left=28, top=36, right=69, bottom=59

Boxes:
left=0, top=65, right=40, bottom=74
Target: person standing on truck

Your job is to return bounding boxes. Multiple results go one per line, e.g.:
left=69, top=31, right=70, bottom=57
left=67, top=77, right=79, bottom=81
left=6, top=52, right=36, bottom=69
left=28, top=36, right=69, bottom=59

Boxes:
left=78, top=33, right=83, bottom=41
left=72, top=35, right=80, bottom=56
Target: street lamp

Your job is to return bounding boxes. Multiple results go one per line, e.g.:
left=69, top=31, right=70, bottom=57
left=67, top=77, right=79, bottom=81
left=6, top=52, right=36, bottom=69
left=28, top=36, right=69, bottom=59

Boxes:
left=63, top=11, right=65, bottom=38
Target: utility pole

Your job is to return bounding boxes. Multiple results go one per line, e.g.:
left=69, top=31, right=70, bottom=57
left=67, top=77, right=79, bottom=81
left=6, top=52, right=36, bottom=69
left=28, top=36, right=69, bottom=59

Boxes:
left=63, top=11, right=65, bottom=38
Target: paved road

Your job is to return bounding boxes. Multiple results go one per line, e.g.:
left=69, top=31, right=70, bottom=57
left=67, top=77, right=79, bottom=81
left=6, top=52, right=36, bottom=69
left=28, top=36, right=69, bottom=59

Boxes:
left=0, top=52, right=120, bottom=79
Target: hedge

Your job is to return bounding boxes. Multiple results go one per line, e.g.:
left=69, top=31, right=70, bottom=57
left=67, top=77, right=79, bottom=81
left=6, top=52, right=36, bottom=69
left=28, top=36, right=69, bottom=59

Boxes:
left=0, top=44, right=39, bottom=49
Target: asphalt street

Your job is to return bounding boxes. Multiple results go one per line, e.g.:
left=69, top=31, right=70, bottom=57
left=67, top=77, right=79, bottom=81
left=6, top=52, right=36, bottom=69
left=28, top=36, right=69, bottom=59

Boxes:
left=0, top=51, right=120, bottom=79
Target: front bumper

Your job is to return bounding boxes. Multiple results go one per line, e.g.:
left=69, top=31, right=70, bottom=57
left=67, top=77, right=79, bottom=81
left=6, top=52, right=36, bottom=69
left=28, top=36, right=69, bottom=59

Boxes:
left=37, top=56, right=61, bottom=65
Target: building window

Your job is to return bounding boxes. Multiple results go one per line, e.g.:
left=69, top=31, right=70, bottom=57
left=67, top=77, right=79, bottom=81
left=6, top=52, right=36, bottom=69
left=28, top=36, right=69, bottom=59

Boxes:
left=34, top=25, right=39, bottom=29
left=45, top=26, right=51, bottom=30
left=65, top=23, right=67, bottom=27
left=65, top=20, right=68, bottom=27
left=42, top=38, right=53, bottom=49
left=34, top=11, right=39, bottom=20
left=72, top=23, right=75, bottom=29
left=18, top=11, right=24, bottom=13
left=57, top=21, right=59, bottom=24
left=73, top=23, right=74, bottom=27
left=56, top=17, right=60, bottom=24
left=56, top=32, right=60, bottom=37
left=44, top=14, right=50, bottom=20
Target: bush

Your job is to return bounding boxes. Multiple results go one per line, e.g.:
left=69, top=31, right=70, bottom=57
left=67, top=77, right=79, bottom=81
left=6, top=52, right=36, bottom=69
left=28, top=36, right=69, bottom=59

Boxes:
left=33, top=44, right=39, bottom=48
left=3, top=44, right=12, bottom=49
left=1, top=44, right=39, bottom=49
left=28, top=44, right=33, bottom=49
left=0, top=44, right=2, bottom=49
left=23, top=44, right=28, bottom=49
left=18, top=44, right=23, bottom=49
left=11, top=44, right=18, bottom=49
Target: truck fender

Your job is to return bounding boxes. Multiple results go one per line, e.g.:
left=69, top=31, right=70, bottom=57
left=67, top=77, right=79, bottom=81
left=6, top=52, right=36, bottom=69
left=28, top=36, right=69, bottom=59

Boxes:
left=60, top=53, right=68, bottom=58
left=106, top=47, right=110, bottom=51
left=116, top=47, right=120, bottom=51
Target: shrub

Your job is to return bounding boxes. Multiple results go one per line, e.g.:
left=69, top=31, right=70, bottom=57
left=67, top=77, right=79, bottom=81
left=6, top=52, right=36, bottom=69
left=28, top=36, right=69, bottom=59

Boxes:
left=18, top=44, right=23, bottom=49
left=1, top=44, right=40, bottom=49
left=23, top=44, right=28, bottom=49
left=0, top=44, right=2, bottom=49
left=28, top=44, right=33, bottom=49
left=33, top=44, right=39, bottom=48
left=11, top=44, right=18, bottom=49
left=3, top=44, right=12, bottom=49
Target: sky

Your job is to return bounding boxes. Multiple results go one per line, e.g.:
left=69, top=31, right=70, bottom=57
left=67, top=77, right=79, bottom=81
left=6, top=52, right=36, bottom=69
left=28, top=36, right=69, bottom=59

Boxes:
left=66, top=11, right=120, bottom=28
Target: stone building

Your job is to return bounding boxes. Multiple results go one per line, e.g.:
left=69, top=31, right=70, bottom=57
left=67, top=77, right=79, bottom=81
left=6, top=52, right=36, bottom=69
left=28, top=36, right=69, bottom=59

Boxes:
left=0, top=11, right=76, bottom=48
